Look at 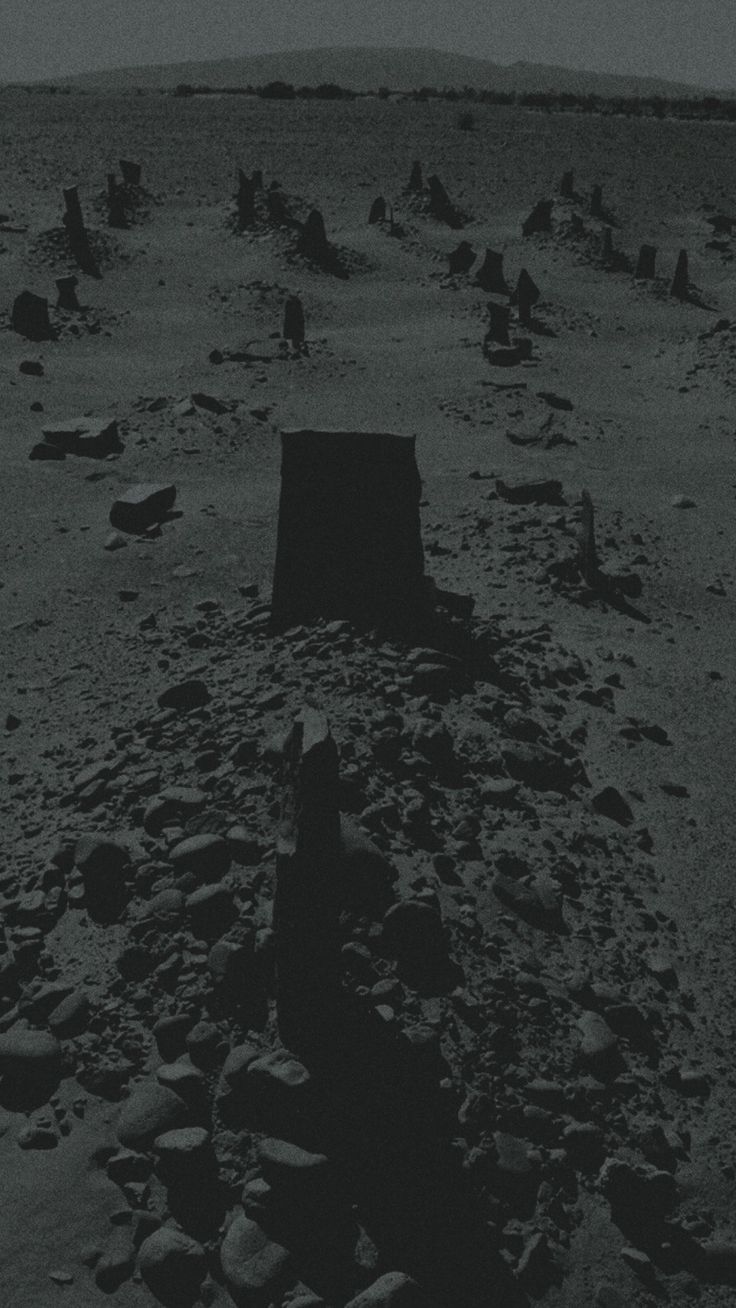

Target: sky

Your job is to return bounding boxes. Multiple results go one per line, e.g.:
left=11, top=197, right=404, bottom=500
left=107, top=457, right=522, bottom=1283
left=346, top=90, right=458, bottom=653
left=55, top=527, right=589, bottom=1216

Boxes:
left=3, top=0, right=736, bottom=88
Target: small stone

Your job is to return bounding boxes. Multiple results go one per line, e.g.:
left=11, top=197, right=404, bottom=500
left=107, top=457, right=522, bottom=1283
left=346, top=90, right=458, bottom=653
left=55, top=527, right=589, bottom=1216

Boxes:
left=344, top=1271, right=428, bottom=1305
left=42, top=416, right=120, bottom=458
left=157, top=680, right=210, bottom=713
left=48, top=1271, right=74, bottom=1285
left=104, top=530, right=128, bottom=551
left=170, top=833, right=230, bottom=882
left=577, top=1012, right=622, bottom=1078
left=29, top=442, right=65, bottom=461
left=671, top=494, right=696, bottom=509
left=95, top=1228, right=136, bottom=1292
left=592, top=786, right=634, bottom=826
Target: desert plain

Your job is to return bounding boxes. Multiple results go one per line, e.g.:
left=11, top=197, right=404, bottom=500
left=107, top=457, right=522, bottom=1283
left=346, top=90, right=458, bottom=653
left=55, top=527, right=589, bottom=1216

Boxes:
left=1, top=83, right=736, bottom=1308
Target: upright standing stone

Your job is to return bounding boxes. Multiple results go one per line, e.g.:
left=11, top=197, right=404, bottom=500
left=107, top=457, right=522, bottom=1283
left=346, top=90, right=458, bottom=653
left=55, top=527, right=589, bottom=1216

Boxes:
left=274, top=709, right=342, bottom=1055
left=237, top=170, right=256, bottom=229
left=671, top=249, right=689, bottom=300
left=578, top=489, right=599, bottom=585
left=485, top=301, right=511, bottom=347
left=56, top=275, right=80, bottom=311
left=407, top=161, right=423, bottom=193
left=560, top=170, right=574, bottom=198
left=427, top=175, right=461, bottom=226
left=590, top=185, right=604, bottom=218
left=447, top=241, right=475, bottom=274
left=368, top=196, right=386, bottom=225
left=297, top=210, right=330, bottom=263
left=636, top=244, right=657, bottom=279
left=271, top=429, right=427, bottom=632
left=511, top=269, right=540, bottom=327
left=282, top=295, right=305, bottom=349
left=474, top=249, right=509, bottom=294
left=106, top=175, right=128, bottom=229
left=119, top=159, right=142, bottom=187
left=62, top=186, right=99, bottom=276
left=522, top=200, right=553, bottom=237
left=266, top=187, right=289, bottom=226
left=11, top=291, right=53, bottom=341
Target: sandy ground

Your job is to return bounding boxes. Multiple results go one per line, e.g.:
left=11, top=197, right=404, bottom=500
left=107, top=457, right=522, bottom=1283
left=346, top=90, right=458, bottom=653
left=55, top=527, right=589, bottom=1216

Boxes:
left=1, top=88, right=736, bottom=1307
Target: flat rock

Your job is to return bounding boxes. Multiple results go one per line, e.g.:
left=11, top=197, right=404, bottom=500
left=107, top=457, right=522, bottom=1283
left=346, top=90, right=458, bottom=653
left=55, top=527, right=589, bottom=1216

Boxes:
left=156, top=680, right=210, bottom=713
left=42, top=416, right=121, bottom=458
left=0, top=1027, right=61, bottom=1086
left=110, top=483, right=176, bottom=533
left=170, top=833, right=230, bottom=881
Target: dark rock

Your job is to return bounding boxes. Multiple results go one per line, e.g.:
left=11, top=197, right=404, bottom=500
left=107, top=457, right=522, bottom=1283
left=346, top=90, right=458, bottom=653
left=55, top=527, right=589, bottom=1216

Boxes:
left=11, top=291, right=53, bottom=341
left=154, top=1014, right=193, bottom=1062
left=382, top=900, right=447, bottom=975
left=475, top=249, right=509, bottom=293
left=427, top=175, right=462, bottom=227
left=116, top=1081, right=190, bottom=1149
left=0, top=1028, right=61, bottom=1098
left=153, top=1126, right=212, bottom=1185
left=271, top=429, right=428, bottom=633
left=495, top=478, right=563, bottom=506
left=600, top=1158, right=677, bottom=1241
left=120, top=159, right=142, bottom=186
left=592, top=787, right=634, bottom=826
left=501, top=742, right=584, bottom=792
left=577, top=1013, right=623, bottom=1079
left=368, top=196, right=387, bottom=224
left=522, top=200, right=553, bottom=237
left=219, top=1213, right=291, bottom=1300
left=42, top=416, right=121, bottom=458
left=56, top=274, right=80, bottom=310
left=48, top=990, right=90, bottom=1037
left=29, top=442, right=65, bottom=461
left=144, top=784, right=207, bottom=832
left=485, top=301, right=511, bottom=347
left=297, top=209, right=331, bottom=263
left=340, top=815, right=396, bottom=914
left=185, top=1020, right=223, bottom=1069
left=156, top=680, right=210, bottom=713
left=283, top=294, right=305, bottom=348
left=344, top=1272, right=428, bottom=1306
left=95, top=1229, right=137, bottom=1292
left=448, top=241, right=476, bottom=274
left=636, top=244, right=657, bottom=279
left=74, top=833, right=130, bottom=921
left=170, top=833, right=230, bottom=883
left=19, top=359, right=44, bottom=376
left=137, top=1228, right=207, bottom=1304
left=110, top=483, right=176, bottom=533
left=671, top=249, right=689, bottom=299
left=511, top=269, right=541, bottom=326
left=186, top=882, right=236, bottom=938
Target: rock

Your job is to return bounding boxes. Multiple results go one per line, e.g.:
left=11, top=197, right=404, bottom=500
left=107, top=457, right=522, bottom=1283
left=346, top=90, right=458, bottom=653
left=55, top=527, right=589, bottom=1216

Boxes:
left=156, top=1059, right=207, bottom=1105
left=185, top=1020, right=223, bottom=1069
left=42, top=416, right=121, bottom=458
left=447, top=240, right=476, bottom=274
left=170, top=833, right=230, bottom=882
left=47, top=990, right=90, bottom=1036
left=592, top=786, right=634, bottom=826
left=698, top=1240, right=736, bottom=1283
left=153, top=1014, right=193, bottom=1061
left=671, top=494, right=696, bottom=509
left=219, top=1042, right=261, bottom=1095
left=137, top=1227, right=207, bottom=1302
left=95, top=1228, right=136, bottom=1292
left=116, top=1081, right=190, bottom=1149
left=256, top=1137, right=330, bottom=1197
left=144, top=785, right=207, bottom=833
left=340, top=815, right=396, bottom=914
left=501, top=742, right=584, bottom=792
left=495, top=478, right=563, bottom=505
left=19, top=358, right=43, bottom=373
left=271, top=429, right=428, bottom=633
left=599, top=1158, right=678, bottom=1238
left=381, top=900, right=447, bottom=975
left=11, top=290, right=53, bottom=341
left=109, top=483, right=176, bottom=533
left=191, top=391, right=228, bottom=414
left=219, top=1213, right=291, bottom=1299
left=0, top=1027, right=61, bottom=1096
left=492, top=872, right=561, bottom=928
left=156, top=681, right=210, bottom=713
left=29, top=442, right=65, bottom=461
left=104, top=530, right=128, bottom=551
left=208, top=937, right=255, bottom=991
left=344, top=1271, right=428, bottom=1306
left=595, top=1285, right=626, bottom=1308
left=577, top=1013, right=623, bottom=1078
left=17, top=1123, right=59, bottom=1149
left=153, top=1127, right=212, bottom=1184
left=185, top=882, right=236, bottom=937
left=74, top=833, right=130, bottom=921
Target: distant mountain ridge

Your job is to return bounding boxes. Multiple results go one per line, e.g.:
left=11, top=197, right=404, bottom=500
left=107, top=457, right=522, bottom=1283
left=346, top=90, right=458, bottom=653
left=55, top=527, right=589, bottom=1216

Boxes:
left=27, top=46, right=724, bottom=99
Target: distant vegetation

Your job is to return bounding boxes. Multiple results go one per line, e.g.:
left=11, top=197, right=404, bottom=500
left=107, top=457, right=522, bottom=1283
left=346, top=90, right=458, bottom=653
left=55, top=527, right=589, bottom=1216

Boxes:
left=166, top=80, right=736, bottom=122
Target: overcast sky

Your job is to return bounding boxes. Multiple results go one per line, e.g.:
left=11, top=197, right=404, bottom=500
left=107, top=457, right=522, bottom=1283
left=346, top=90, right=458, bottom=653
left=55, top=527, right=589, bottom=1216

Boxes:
left=3, top=0, right=736, bottom=87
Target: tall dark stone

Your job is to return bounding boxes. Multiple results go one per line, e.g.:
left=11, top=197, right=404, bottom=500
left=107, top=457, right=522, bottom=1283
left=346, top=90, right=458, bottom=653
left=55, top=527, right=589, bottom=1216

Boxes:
left=237, top=170, right=256, bottom=229
left=266, top=188, right=289, bottom=226
left=56, top=275, right=80, bottom=311
left=119, top=159, right=142, bottom=187
left=522, top=200, right=553, bottom=237
left=511, top=269, right=540, bottom=327
left=11, top=291, right=53, bottom=341
left=368, top=196, right=386, bottom=225
left=578, top=489, right=599, bottom=585
left=297, top=210, right=330, bottom=263
left=251, top=169, right=264, bottom=190
left=600, top=226, right=614, bottom=263
left=271, top=429, right=427, bottom=633
left=636, top=244, right=657, bottom=279
left=671, top=249, right=689, bottom=299
left=485, top=301, right=511, bottom=346
left=560, top=170, right=574, bottom=198
left=106, top=174, right=128, bottom=229
left=428, top=175, right=461, bottom=227
left=474, top=249, right=509, bottom=294
left=407, top=160, right=423, bottom=193
left=590, top=185, right=604, bottom=218
left=274, top=708, right=342, bottom=1055
left=447, top=241, right=476, bottom=274
left=62, top=186, right=99, bottom=276
left=282, top=295, right=305, bottom=348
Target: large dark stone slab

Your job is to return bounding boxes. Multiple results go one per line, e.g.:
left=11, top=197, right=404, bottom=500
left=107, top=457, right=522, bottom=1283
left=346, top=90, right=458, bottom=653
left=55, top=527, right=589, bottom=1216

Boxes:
left=271, top=429, right=427, bottom=632
left=11, top=291, right=53, bottom=341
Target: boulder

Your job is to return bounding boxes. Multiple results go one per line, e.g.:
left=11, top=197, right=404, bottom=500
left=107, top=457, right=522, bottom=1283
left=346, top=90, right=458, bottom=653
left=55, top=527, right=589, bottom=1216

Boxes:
left=11, top=290, right=53, bottom=341
left=170, top=834, right=230, bottom=882
left=116, top=1081, right=190, bottom=1149
left=109, top=483, right=176, bottom=534
left=219, top=1213, right=291, bottom=1299
left=41, top=416, right=120, bottom=458
left=156, top=682, right=210, bottom=713
left=138, top=1227, right=207, bottom=1303
left=0, top=1028, right=61, bottom=1095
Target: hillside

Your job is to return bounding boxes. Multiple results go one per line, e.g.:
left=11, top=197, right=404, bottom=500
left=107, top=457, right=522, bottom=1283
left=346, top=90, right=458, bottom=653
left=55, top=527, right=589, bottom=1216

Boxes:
left=36, top=45, right=720, bottom=98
